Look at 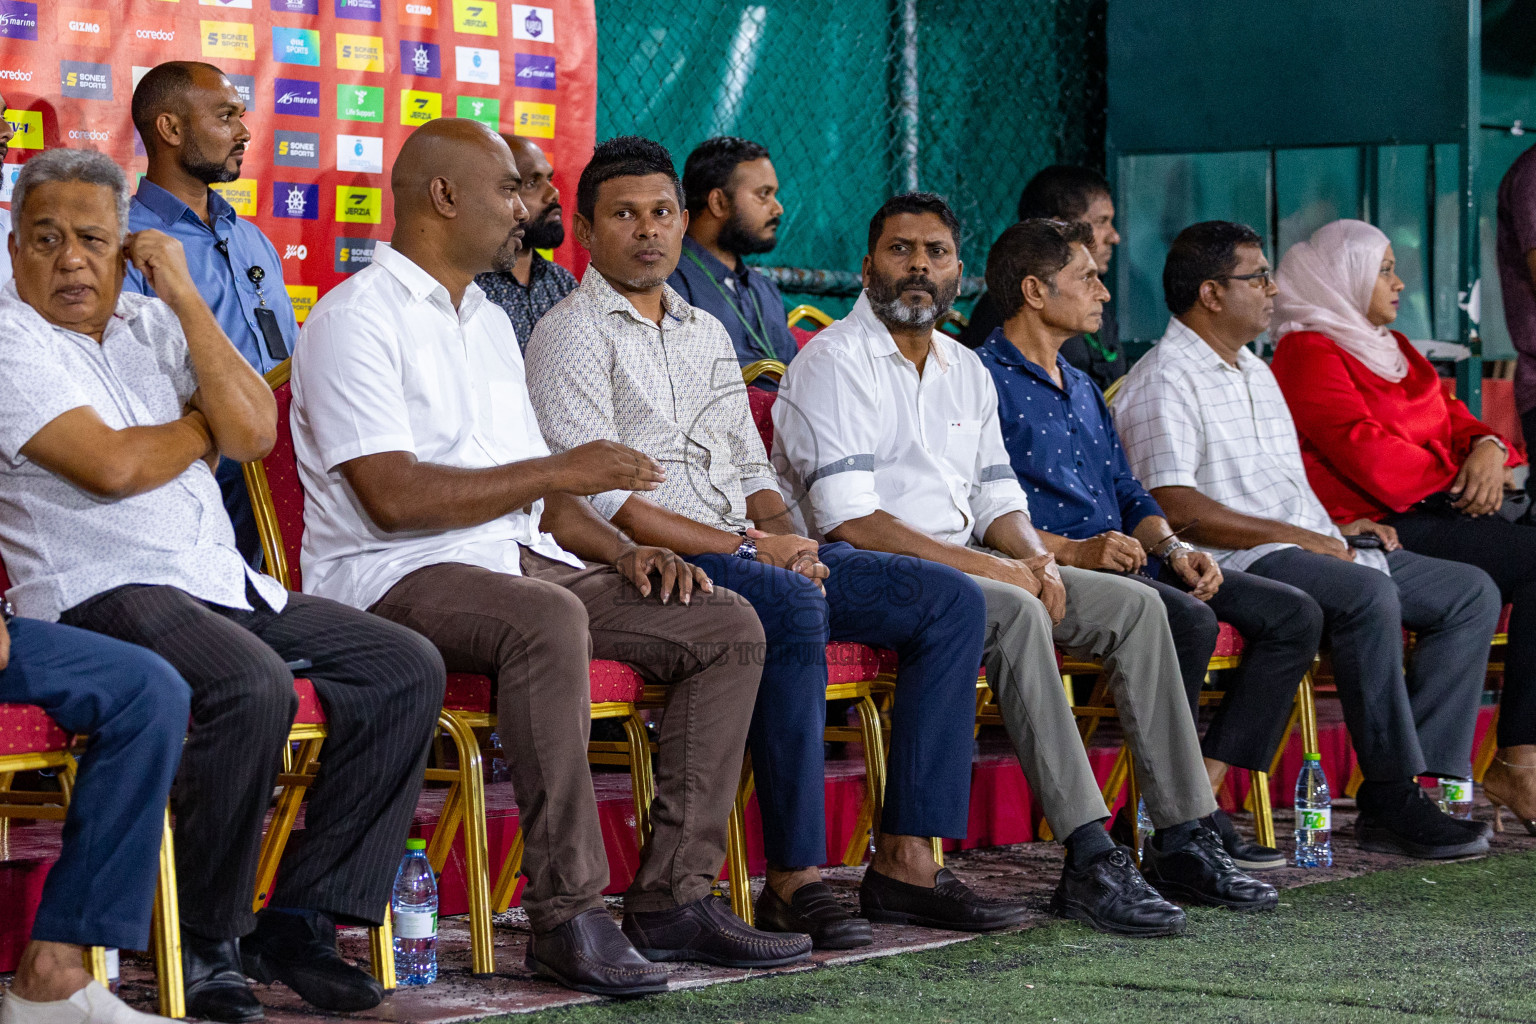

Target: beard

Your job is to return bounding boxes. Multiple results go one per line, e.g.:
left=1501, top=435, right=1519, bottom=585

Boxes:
left=490, top=227, right=525, bottom=273
left=866, top=269, right=959, bottom=328
left=182, top=135, right=240, bottom=185
left=522, top=207, right=566, bottom=250
left=718, top=210, right=778, bottom=257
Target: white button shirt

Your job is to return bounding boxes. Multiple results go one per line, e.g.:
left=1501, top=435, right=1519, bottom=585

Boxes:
left=0, top=209, right=12, bottom=284
left=0, top=285, right=287, bottom=619
left=291, top=242, right=582, bottom=612
left=1113, top=316, right=1388, bottom=574
left=773, top=292, right=1033, bottom=544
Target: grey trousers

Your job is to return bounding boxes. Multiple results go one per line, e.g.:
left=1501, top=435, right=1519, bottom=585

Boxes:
left=969, top=564, right=1216, bottom=834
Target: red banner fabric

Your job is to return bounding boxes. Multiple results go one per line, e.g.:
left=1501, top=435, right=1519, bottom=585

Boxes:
left=0, top=0, right=596, bottom=312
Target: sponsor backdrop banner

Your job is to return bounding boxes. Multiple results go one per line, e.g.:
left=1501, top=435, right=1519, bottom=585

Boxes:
left=0, top=0, right=597, bottom=312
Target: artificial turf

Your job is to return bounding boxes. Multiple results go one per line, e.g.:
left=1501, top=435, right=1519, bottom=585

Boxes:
left=518, top=851, right=1536, bottom=1023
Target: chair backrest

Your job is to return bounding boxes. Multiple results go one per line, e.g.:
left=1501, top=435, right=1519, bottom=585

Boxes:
left=787, top=303, right=833, bottom=350
left=242, top=361, right=305, bottom=591
left=747, top=386, right=776, bottom=453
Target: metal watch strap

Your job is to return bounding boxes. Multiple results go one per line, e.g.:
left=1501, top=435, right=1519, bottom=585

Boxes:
left=733, top=534, right=759, bottom=561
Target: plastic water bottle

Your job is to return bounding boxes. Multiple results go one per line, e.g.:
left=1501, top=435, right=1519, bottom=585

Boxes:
left=1438, top=777, right=1474, bottom=820
left=1293, top=754, right=1333, bottom=868
left=1135, top=796, right=1154, bottom=855
left=392, top=839, right=438, bottom=985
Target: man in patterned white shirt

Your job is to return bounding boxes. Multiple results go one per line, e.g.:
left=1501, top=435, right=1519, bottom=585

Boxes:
left=0, top=148, right=446, bottom=1022
left=1114, top=219, right=1500, bottom=860
left=526, top=137, right=1015, bottom=947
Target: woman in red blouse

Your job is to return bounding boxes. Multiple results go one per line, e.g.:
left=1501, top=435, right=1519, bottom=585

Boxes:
left=1271, top=219, right=1536, bottom=829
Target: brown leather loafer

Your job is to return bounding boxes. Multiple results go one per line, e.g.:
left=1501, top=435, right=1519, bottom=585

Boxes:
left=860, top=866, right=1029, bottom=932
left=622, top=895, right=812, bottom=968
left=526, top=908, right=670, bottom=997
left=755, top=881, right=872, bottom=950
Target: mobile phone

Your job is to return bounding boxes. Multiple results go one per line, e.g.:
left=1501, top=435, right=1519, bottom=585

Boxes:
left=284, top=658, right=313, bottom=672
left=1346, top=534, right=1383, bottom=549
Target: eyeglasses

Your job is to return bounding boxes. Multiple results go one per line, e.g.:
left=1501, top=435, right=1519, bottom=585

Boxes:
left=1215, top=270, right=1273, bottom=288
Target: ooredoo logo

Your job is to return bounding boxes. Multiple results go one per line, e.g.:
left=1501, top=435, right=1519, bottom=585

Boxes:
left=135, top=27, right=175, bottom=41
left=67, top=128, right=110, bottom=142
left=0, top=2, right=39, bottom=42
left=60, top=6, right=111, bottom=47
left=0, top=68, right=34, bottom=82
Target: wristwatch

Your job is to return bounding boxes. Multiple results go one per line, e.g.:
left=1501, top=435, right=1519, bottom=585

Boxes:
left=732, top=533, right=758, bottom=561
left=1156, top=539, right=1195, bottom=561
left=1477, top=435, right=1510, bottom=457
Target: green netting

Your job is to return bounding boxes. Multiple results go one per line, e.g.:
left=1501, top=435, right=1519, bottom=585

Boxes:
left=595, top=0, right=1106, bottom=314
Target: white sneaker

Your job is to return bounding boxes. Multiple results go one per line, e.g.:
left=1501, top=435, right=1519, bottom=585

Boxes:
left=0, top=982, right=172, bottom=1024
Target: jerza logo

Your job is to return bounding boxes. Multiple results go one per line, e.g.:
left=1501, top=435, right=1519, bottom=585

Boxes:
left=514, top=53, right=555, bottom=90
left=0, top=2, right=38, bottom=41
left=399, top=89, right=441, bottom=126
left=452, top=0, right=495, bottom=35
left=273, top=77, right=320, bottom=116
left=335, top=186, right=381, bottom=223
left=273, top=181, right=319, bottom=220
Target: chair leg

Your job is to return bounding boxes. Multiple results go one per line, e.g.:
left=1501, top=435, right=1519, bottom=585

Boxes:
left=252, top=738, right=321, bottom=912
left=622, top=712, right=654, bottom=846
left=437, top=712, right=494, bottom=977
left=83, top=946, right=109, bottom=987
left=1473, top=705, right=1501, bottom=783
left=369, top=909, right=396, bottom=990
left=1250, top=770, right=1276, bottom=851
left=1299, top=670, right=1320, bottom=755
left=727, top=756, right=754, bottom=924
left=842, top=696, right=886, bottom=867
left=1126, top=753, right=1142, bottom=870
left=491, top=828, right=525, bottom=914
left=1345, top=763, right=1364, bottom=800
left=152, top=807, right=185, bottom=1018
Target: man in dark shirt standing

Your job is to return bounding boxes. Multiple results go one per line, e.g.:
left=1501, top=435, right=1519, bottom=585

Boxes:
left=961, top=166, right=1125, bottom=389
left=976, top=219, right=1323, bottom=868
left=667, top=137, right=800, bottom=368
left=474, top=135, right=577, bottom=350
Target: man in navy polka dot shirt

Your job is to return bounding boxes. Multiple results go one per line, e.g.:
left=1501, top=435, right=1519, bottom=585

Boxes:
left=976, top=219, right=1322, bottom=870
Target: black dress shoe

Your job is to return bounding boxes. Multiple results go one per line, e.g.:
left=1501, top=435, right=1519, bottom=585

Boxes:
left=182, top=931, right=263, bottom=1023
left=1355, top=785, right=1492, bottom=859
left=526, top=908, right=669, bottom=997
left=1050, top=848, right=1186, bottom=937
left=622, top=895, right=812, bottom=968
left=1141, top=827, right=1279, bottom=911
left=1208, top=810, right=1287, bottom=871
left=240, top=910, right=385, bottom=1013
left=755, top=881, right=872, bottom=950
left=859, top=867, right=1029, bottom=932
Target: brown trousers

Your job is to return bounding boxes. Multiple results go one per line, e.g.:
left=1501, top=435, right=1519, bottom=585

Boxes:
left=371, top=550, right=764, bottom=932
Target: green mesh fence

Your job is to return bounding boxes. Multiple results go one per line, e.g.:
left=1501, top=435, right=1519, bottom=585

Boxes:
left=595, top=0, right=1106, bottom=315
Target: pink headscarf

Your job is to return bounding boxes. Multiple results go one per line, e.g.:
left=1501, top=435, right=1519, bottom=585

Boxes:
left=1273, top=219, right=1407, bottom=382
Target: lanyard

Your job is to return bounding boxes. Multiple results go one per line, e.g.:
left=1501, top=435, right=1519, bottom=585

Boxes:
left=683, top=248, right=777, bottom=361
left=1081, top=330, right=1118, bottom=363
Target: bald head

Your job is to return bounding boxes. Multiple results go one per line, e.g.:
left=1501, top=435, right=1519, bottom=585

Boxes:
left=388, top=117, right=530, bottom=279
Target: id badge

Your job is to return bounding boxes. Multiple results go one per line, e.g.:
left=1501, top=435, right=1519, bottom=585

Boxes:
left=254, top=307, right=289, bottom=360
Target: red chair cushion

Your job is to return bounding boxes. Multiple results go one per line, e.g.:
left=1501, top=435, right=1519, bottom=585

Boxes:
left=747, top=385, right=776, bottom=453
left=1214, top=622, right=1245, bottom=659
left=790, top=325, right=820, bottom=350
left=442, top=661, right=645, bottom=715
left=292, top=678, right=326, bottom=725
left=264, top=381, right=307, bottom=592
left=1499, top=603, right=1512, bottom=635
left=825, top=642, right=884, bottom=686
left=0, top=704, right=70, bottom=756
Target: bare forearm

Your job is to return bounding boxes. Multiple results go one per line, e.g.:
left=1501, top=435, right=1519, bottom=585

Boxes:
left=981, top=512, right=1050, bottom=560
left=829, top=510, right=997, bottom=575
left=611, top=495, right=740, bottom=556
left=169, top=296, right=276, bottom=462
left=1131, top=515, right=1175, bottom=552
left=1150, top=486, right=1313, bottom=550
left=746, top=488, right=797, bottom=535
left=541, top=492, right=632, bottom=563
left=26, top=415, right=212, bottom=500
left=344, top=454, right=562, bottom=533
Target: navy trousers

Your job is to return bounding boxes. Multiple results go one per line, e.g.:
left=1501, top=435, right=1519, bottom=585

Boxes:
left=0, top=618, right=189, bottom=951
left=685, top=542, right=986, bottom=869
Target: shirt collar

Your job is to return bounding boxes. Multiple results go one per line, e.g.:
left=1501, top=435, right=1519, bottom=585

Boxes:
left=579, top=263, right=695, bottom=325
left=978, top=326, right=1070, bottom=383
left=370, top=241, right=486, bottom=322
left=1161, top=316, right=1257, bottom=373
left=681, top=235, right=751, bottom=286
left=134, top=179, right=236, bottom=233
left=849, top=290, right=949, bottom=373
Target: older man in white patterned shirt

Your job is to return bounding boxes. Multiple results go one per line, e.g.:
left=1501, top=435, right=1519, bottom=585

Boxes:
left=1114, top=219, right=1499, bottom=860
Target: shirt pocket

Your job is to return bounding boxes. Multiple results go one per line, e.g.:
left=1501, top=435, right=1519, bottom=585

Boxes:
left=943, top=419, right=984, bottom=462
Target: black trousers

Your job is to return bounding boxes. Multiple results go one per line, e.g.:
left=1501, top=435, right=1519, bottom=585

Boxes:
left=1387, top=511, right=1536, bottom=747
left=60, top=582, right=445, bottom=939
left=1124, top=566, right=1322, bottom=772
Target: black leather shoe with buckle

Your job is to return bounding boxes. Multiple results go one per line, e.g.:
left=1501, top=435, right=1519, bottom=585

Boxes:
left=1209, top=810, right=1287, bottom=871
left=1050, top=847, right=1186, bottom=936
left=526, top=908, right=670, bottom=998
left=240, top=910, right=385, bottom=1013
left=622, top=895, right=812, bottom=968
left=183, top=932, right=263, bottom=1023
left=754, top=881, right=872, bottom=950
left=1141, top=827, right=1280, bottom=911
left=859, top=866, right=1029, bottom=932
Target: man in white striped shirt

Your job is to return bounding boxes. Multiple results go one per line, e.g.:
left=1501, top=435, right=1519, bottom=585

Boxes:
left=1114, top=220, right=1500, bottom=860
